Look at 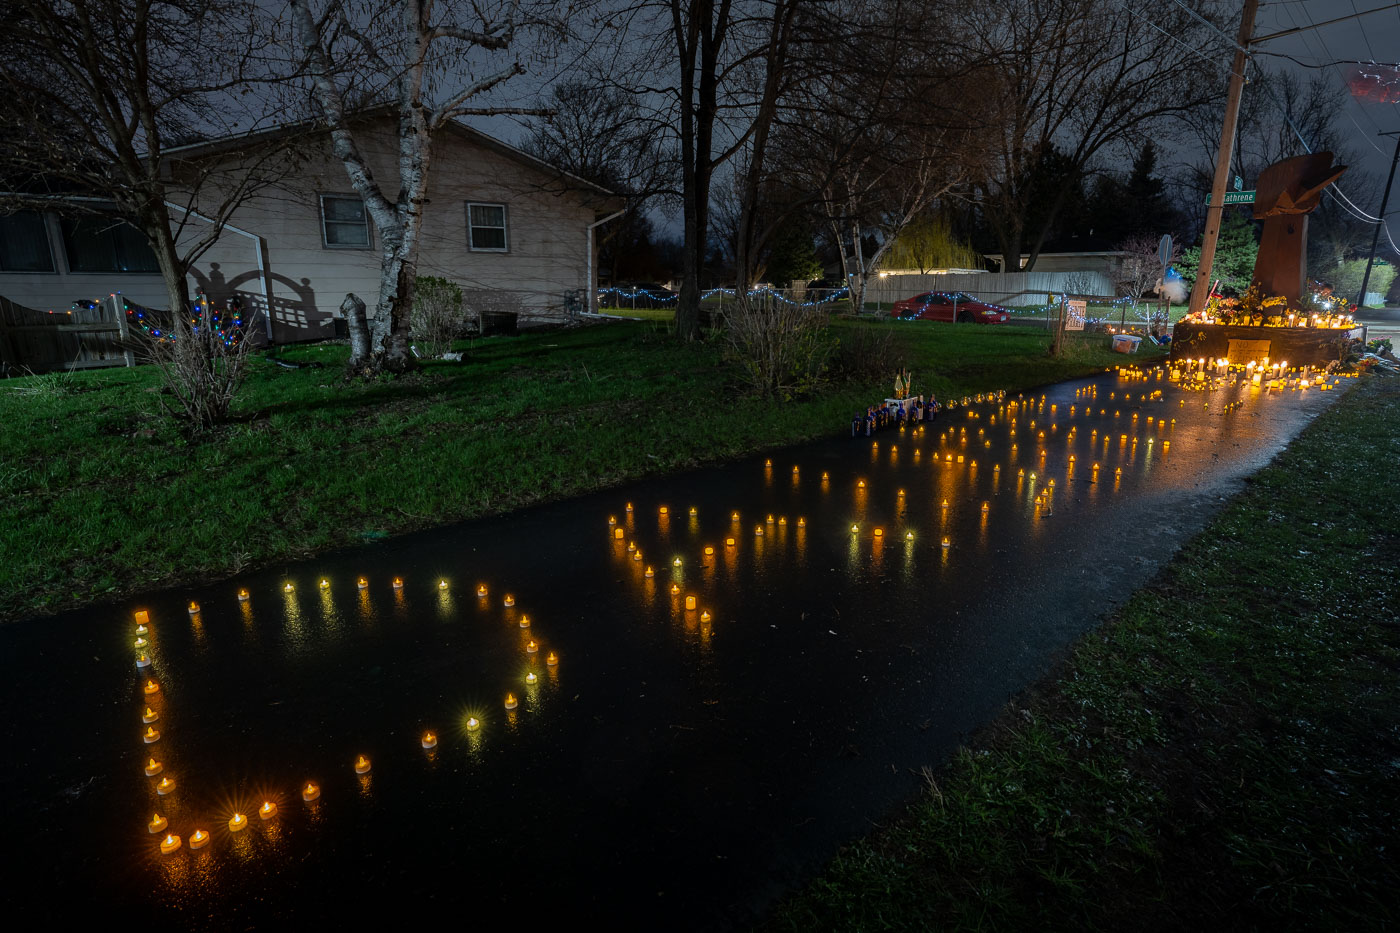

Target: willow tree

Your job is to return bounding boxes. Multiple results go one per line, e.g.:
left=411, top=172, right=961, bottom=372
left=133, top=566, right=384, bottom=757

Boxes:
left=286, top=0, right=556, bottom=374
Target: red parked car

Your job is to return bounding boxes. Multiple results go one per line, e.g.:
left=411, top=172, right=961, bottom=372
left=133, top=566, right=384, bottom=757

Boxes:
left=891, top=291, right=1010, bottom=324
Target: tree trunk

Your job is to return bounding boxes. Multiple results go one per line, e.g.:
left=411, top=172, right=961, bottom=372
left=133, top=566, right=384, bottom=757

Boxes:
left=341, top=293, right=371, bottom=372
left=369, top=235, right=419, bottom=374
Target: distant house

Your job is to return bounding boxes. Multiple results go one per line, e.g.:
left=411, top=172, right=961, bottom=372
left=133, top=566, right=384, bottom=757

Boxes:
left=984, top=250, right=1129, bottom=278
left=0, top=114, right=621, bottom=346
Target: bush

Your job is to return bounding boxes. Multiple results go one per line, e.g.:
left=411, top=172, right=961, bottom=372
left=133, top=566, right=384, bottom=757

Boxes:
left=723, top=296, right=834, bottom=399
left=410, top=277, right=467, bottom=358
left=833, top=323, right=909, bottom=381
left=138, top=298, right=256, bottom=431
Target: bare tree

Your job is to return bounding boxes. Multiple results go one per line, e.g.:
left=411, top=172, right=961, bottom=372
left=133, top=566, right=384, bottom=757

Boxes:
left=0, top=0, right=297, bottom=329
left=966, top=0, right=1224, bottom=271
left=286, top=0, right=558, bottom=374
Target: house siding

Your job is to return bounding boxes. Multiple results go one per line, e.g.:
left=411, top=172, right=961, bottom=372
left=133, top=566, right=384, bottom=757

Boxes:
left=176, top=119, right=601, bottom=343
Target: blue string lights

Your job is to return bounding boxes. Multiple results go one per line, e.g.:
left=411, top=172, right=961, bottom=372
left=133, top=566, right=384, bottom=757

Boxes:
left=597, top=285, right=851, bottom=308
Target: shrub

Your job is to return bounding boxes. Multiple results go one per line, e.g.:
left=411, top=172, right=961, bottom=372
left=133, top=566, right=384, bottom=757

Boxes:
left=410, top=277, right=467, bottom=358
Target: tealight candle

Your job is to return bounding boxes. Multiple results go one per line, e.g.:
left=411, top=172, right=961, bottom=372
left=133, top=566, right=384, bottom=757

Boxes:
left=673, top=557, right=682, bottom=566
left=732, top=511, right=740, bottom=521
left=779, top=517, right=787, bottom=526
left=766, top=515, right=775, bottom=524
left=135, top=623, right=147, bottom=635
left=941, top=537, right=951, bottom=548
left=135, top=654, right=151, bottom=669
left=302, top=782, right=320, bottom=802
left=645, top=566, right=654, bottom=578
left=319, top=579, right=330, bottom=589
left=704, top=546, right=714, bottom=556
left=148, top=813, right=167, bottom=834
left=157, top=776, right=175, bottom=795
left=670, top=584, right=680, bottom=595
left=187, top=601, right=199, bottom=615
left=613, top=527, right=625, bottom=539
left=143, top=680, right=159, bottom=695
left=857, top=480, right=865, bottom=488
left=503, top=594, right=515, bottom=607
left=526, top=639, right=538, bottom=653
left=477, top=584, right=488, bottom=597
left=259, top=801, right=277, bottom=820
left=822, top=472, right=829, bottom=480
left=143, top=726, right=160, bottom=744
left=725, top=537, right=736, bottom=547
left=625, top=502, right=633, bottom=512
left=142, top=707, right=158, bottom=723
left=905, top=532, right=914, bottom=541
left=850, top=524, right=859, bottom=534
left=519, top=615, right=530, bottom=628
left=358, top=577, right=368, bottom=589
left=797, top=518, right=806, bottom=527
left=608, top=516, right=617, bottom=526
left=134, top=637, right=148, bottom=649
left=504, top=693, right=518, bottom=710
left=547, top=652, right=558, bottom=667
left=355, top=755, right=371, bottom=774
left=466, top=716, right=481, bottom=732
left=873, top=528, right=884, bottom=537
left=144, top=757, right=162, bottom=777
left=690, top=506, right=698, bottom=515
left=981, top=502, right=989, bottom=512
left=238, top=588, right=250, bottom=601
left=422, top=731, right=437, bottom=749
left=700, top=610, right=711, bottom=622
left=160, top=833, right=181, bottom=855
left=229, top=812, right=248, bottom=832
left=765, top=459, right=772, bottom=466
left=627, top=541, right=636, bottom=552
left=525, top=672, right=538, bottom=685
left=392, top=578, right=403, bottom=589
left=659, top=506, right=669, bottom=515
left=754, top=525, right=763, bottom=536
left=189, top=829, right=209, bottom=850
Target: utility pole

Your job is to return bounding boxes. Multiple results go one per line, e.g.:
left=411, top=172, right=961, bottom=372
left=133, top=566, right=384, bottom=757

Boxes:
left=1188, top=0, right=1259, bottom=317
left=1356, top=130, right=1400, bottom=310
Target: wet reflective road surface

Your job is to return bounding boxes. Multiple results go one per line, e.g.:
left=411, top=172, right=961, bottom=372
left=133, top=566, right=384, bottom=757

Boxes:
left=1, top=366, right=1348, bottom=928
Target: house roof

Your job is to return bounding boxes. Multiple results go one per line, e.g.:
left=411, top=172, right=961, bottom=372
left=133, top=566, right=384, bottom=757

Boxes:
left=161, top=105, right=618, bottom=201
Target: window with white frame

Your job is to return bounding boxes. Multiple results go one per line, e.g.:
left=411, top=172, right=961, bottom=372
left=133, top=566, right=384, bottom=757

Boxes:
left=467, top=202, right=508, bottom=251
left=319, top=194, right=371, bottom=248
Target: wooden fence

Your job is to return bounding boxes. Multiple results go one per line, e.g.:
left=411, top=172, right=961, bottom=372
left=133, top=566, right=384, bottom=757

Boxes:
left=0, top=294, right=134, bottom=375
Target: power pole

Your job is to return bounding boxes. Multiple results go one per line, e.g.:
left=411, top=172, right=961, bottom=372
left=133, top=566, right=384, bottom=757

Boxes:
left=1356, top=130, right=1400, bottom=309
left=1188, top=0, right=1260, bottom=316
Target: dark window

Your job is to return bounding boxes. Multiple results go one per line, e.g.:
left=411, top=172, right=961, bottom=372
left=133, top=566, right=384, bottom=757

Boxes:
left=467, top=203, right=508, bottom=251
left=320, top=195, right=371, bottom=247
left=59, top=215, right=160, bottom=273
left=0, top=210, right=56, bottom=272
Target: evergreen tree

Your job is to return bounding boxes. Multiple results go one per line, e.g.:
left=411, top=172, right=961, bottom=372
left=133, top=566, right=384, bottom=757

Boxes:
left=1177, top=209, right=1258, bottom=295
left=763, top=222, right=822, bottom=287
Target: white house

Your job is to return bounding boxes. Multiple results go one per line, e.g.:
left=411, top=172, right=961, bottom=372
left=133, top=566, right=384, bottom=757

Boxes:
left=0, top=114, right=621, bottom=350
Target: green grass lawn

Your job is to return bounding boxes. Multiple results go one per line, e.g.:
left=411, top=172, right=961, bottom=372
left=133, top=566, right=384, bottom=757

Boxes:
left=0, top=320, right=1157, bottom=623
left=768, top=373, right=1400, bottom=930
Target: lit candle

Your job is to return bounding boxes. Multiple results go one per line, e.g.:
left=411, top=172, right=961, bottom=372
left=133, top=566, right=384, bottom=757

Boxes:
left=608, top=516, right=617, bottom=526
left=229, top=812, right=248, bottom=832
left=319, top=579, right=330, bottom=590
left=725, top=537, right=736, bottom=547
left=477, top=584, right=488, bottom=597
left=700, top=610, right=712, bottom=622
left=704, top=546, right=714, bottom=556
left=148, top=813, right=167, bottom=834
left=392, top=578, right=403, bottom=589
left=673, top=557, right=682, bottom=566
left=690, top=506, right=698, bottom=515
left=144, top=757, right=162, bottom=777
left=765, top=459, right=772, bottom=467
left=644, top=566, right=654, bottom=578
left=873, top=528, right=884, bottom=537
left=857, top=480, right=865, bottom=488
left=503, top=594, right=515, bottom=607
left=157, top=776, right=176, bottom=795
left=285, top=582, right=295, bottom=592
left=941, top=537, right=951, bottom=548
left=626, top=502, right=633, bottom=512
left=160, top=833, right=181, bottom=855
left=422, top=731, right=437, bottom=749
left=797, top=518, right=806, bottom=527
left=357, top=578, right=368, bottom=589
left=659, top=506, right=669, bottom=515
left=189, top=829, right=209, bottom=850
left=850, top=524, right=859, bottom=534
left=302, top=782, right=320, bottom=802
left=905, top=532, right=914, bottom=540
left=547, top=652, right=558, bottom=667
left=259, top=801, right=277, bottom=820
left=134, top=637, right=148, bottom=649
left=670, top=584, right=680, bottom=595
left=519, top=615, right=530, bottom=628
left=525, top=672, right=538, bottom=686
left=526, top=640, right=538, bottom=654
left=754, top=525, right=763, bottom=536
left=135, top=623, right=147, bottom=635
left=142, top=707, right=158, bottom=723
left=981, top=502, right=989, bottom=512
left=143, top=726, right=160, bottom=744
left=135, top=610, right=149, bottom=624
left=238, top=588, right=250, bottom=602
left=136, top=654, right=151, bottom=669
left=466, top=716, right=481, bottom=732
left=613, top=527, right=625, bottom=539
left=766, top=514, right=775, bottom=524
left=685, top=595, right=697, bottom=611
left=504, top=693, right=518, bottom=710
left=143, top=679, right=160, bottom=695
left=779, top=517, right=787, bottom=526
left=354, top=755, right=371, bottom=774
left=437, top=579, right=448, bottom=591
left=731, top=511, right=740, bottom=521
left=187, top=601, right=199, bottom=615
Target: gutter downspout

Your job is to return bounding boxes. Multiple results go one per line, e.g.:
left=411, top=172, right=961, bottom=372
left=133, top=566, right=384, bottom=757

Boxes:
left=164, top=202, right=276, bottom=343
left=586, top=210, right=625, bottom=315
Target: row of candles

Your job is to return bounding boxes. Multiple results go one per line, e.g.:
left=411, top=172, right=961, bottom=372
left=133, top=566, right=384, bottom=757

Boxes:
left=133, top=581, right=560, bottom=856
left=1169, top=357, right=1346, bottom=389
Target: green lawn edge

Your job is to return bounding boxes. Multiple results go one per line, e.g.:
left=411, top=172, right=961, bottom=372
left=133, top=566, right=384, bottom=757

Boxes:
left=766, top=373, right=1400, bottom=931
left=0, top=319, right=1154, bottom=624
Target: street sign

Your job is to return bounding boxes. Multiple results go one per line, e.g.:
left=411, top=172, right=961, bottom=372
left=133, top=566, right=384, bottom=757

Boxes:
left=1066, top=299, right=1086, bottom=331
left=1205, top=190, right=1256, bottom=205
left=1158, top=234, right=1172, bottom=266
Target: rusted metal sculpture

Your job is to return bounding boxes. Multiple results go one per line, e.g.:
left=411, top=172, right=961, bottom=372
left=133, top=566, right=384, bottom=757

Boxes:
left=1251, top=152, right=1347, bottom=307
